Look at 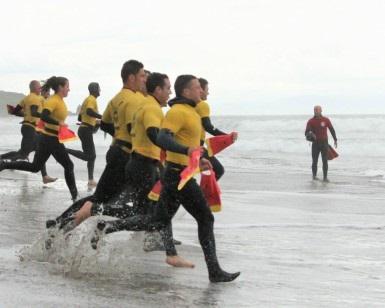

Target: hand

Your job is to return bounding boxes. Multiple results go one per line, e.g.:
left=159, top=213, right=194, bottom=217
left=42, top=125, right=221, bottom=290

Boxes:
left=334, top=140, right=338, bottom=148
left=59, top=121, right=68, bottom=127
left=231, top=132, right=238, bottom=141
left=199, top=158, right=212, bottom=171
left=96, top=119, right=101, bottom=125
left=187, top=146, right=202, bottom=157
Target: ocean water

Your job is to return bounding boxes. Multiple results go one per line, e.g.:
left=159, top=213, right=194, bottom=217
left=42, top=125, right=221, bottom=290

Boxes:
left=0, top=114, right=385, bottom=307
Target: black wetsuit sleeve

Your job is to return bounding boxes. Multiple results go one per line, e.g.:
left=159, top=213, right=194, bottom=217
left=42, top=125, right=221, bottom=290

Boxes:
left=13, top=105, right=24, bottom=117
left=304, top=128, right=310, bottom=136
left=30, top=105, right=41, bottom=118
left=146, top=127, right=159, bottom=146
left=41, top=109, right=59, bottom=125
left=201, top=117, right=226, bottom=136
left=329, top=126, right=337, bottom=141
left=86, top=108, right=102, bottom=119
left=157, top=128, right=189, bottom=155
left=100, top=120, right=115, bottom=137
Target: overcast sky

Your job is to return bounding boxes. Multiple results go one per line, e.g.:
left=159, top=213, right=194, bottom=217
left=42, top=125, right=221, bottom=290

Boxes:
left=1, top=0, right=385, bottom=115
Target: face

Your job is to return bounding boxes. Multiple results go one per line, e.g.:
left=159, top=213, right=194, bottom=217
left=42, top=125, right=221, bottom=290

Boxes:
left=33, top=82, right=42, bottom=95
left=59, top=80, right=70, bottom=98
left=314, top=106, right=322, bottom=116
left=157, top=78, right=172, bottom=107
left=200, top=84, right=209, bottom=101
left=185, top=78, right=202, bottom=103
left=133, top=68, right=146, bottom=92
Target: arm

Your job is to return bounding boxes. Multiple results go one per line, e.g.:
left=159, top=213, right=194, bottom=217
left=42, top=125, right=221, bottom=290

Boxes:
left=100, top=120, right=115, bottom=137
left=157, top=128, right=189, bottom=155
left=86, top=108, right=102, bottom=119
left=13, top=105, right=24, bottom=117
left=41, top=109, right=60, bottom=125
left=146, top=127, right=159, bottom=145
left=201, top=117, right=226, bottom=136
left=30, top=105, right=41, bottom=118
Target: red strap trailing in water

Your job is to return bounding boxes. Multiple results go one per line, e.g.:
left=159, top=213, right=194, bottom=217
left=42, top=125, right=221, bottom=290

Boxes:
left=200, top=169, right=222, bottom=212
left=328, top=145, right=339, bottom=160
left=205, top=133, right=235, bottom=157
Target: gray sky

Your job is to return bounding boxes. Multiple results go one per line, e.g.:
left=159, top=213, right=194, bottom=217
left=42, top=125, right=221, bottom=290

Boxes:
left=1, top=0, right=385, bottom=115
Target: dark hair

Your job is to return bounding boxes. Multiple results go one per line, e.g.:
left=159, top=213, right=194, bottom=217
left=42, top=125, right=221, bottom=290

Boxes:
left=41, top=76, right=68, bottom=93
left=146, top=73, right=169, bottom=94
left=198, top=78, right=208, bottom=90
left=174, top=74, right=196, bottom=97
left=121, top=59, right=144, bottom=83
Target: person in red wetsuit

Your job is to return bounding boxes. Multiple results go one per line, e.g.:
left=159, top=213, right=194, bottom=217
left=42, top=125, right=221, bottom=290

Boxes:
left=305, top=105, right=337, bottom=182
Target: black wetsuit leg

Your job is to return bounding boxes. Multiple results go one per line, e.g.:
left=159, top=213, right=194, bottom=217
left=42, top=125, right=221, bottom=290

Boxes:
left=93, top=145, right=130, bottom=203
left=312, top=141, right=328, bottom=178
left=1, top=124, right=36, bottom=160
left=67, top=126, right=96, bottom=180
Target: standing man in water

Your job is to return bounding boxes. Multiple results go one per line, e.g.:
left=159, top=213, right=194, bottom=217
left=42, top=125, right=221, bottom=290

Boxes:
left=305, top=105, right=337, bottom=182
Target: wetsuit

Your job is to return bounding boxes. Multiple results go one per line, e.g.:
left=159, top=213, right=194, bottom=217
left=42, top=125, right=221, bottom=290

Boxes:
left=67, top=94, right=101, bottom=180
left=305, top=115, right=337, bottom=180
left=100, top=97, right=237, bottom=281
left=1, top=93, right=40, bottom=161
left=1, top=94, right=78, bottom=200
left=195, top=100, right=226, bottom=180
left=50, top=88, right=143, bottom=227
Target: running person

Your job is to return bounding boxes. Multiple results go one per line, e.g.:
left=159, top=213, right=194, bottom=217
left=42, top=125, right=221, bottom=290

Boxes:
left=91, top=75, right=241, bottom=283
left=67, top=82, right=102, bottom=187
left=196, top=78, right=238, bottom=181
left=0, top=76, right=79, bottom=201
left=305, top=105, right=338, bottom=182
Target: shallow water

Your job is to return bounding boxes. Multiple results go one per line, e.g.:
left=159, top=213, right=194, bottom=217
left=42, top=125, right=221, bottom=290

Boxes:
left=1, top=115, right=385, bottom=307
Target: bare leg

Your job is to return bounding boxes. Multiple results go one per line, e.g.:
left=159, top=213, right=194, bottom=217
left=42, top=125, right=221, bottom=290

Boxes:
left=74, top=201, right=93, bottom=226
left=166, top=255, right=195, bottom=268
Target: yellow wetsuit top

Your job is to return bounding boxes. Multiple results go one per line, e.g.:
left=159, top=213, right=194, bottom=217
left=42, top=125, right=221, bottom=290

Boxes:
left=18, top=93, right=41, bottom=128
left=102, top=88, right=144, bottom=150
left=42, top=94, right=68, bottom=137
left=161, top=103, right=201, bottom=166
left=79, top=95, right=99, bottom=127
left=131, top=95, right=164, bottom=161
left=195, top=100, right=210, bottom=141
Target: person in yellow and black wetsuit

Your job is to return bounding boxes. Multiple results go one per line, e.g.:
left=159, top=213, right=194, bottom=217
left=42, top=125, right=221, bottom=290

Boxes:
left=45, top=60, right=146, bottom=230
left=91, top=75, right=241, bottom=283
left=0, top=76, right=78, bottom=201
left=0, top=80, right=57, bottom=184
left=67, top=82, right=102, bottom=187
left=195, top=78, right=238, bottom=181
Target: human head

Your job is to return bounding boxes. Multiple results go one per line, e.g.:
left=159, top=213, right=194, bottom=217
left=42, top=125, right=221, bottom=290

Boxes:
left=29, top=80, right=41, bottom=95
left=314, top=105, right=322, bottom=117
left=174, top=74, right=201, bottom=103
left=41, top=76, right=70, bottom=98
left=88, top=82, right=100, bottom=98
left=146, top=72, right=171, bottom=107
left=140, top=70, right=152, bottom=96
left=198, top=78, right=209, bottom=101
left=120, top=59, right=146, bottom=92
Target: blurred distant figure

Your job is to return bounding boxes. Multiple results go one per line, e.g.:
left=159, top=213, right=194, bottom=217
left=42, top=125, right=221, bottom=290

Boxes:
left=67, top=82, right=102, bottom=187
left=0, top=80, right=57, bottom=184
left=305, top=105, right=338, bottom=182
left=0, top=76, right=79, bottom=201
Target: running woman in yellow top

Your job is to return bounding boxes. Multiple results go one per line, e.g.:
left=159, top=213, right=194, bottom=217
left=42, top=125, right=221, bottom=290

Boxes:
left=67, top=82, right=102, bottom=187
left=0, top=76, right=79, bottom=201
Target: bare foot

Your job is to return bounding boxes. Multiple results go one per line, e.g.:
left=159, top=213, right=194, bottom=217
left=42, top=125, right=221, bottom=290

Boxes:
left=88, top=179, right=98, bottom=187
left=43, top=175, right=58, bottom=184
left=166, top=255, right=195, bottom=268
left=74, top=201, right=93, bottom=226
